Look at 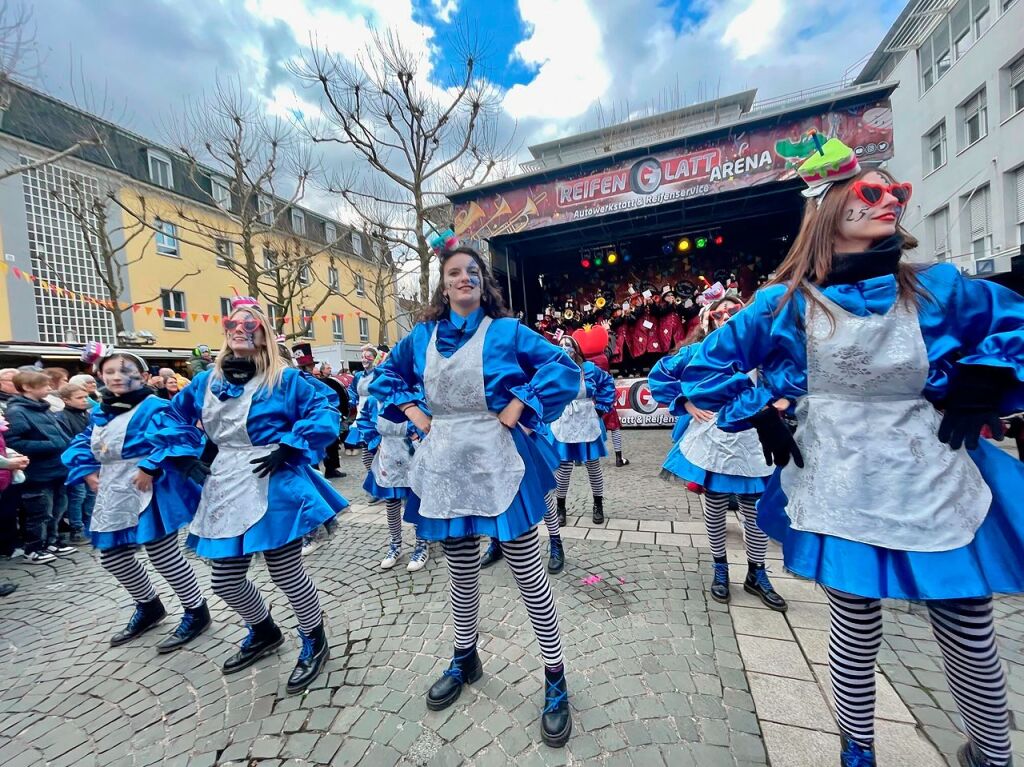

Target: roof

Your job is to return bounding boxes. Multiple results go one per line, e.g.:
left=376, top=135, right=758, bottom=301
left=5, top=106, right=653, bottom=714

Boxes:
left=449, top=81, right=897, bottom=203
left=0, top=342, right=192, bottom=361
left=0, top=80, right=354, bottom=248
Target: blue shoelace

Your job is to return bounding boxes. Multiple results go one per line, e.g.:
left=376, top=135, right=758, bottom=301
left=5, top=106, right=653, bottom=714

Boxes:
left=298, top=631, right=316, bottom=662
left=126, top=607, right=147, bottom=632
left=841, top=739, right=875, bottom=767
left=549, top=538, right=563, bottom=556
left=442, top=648, right=476, bottom=683
left=385, top=542, right=401, bottom=559
left=712, top=562, right=729, bottom=584
left=240, top=624, right=256, bottom=649
left=543, top=675, right=567, bottom=714
left=753, top=567, right=774, bottom=592
left=174, top=612, right=196, bottom=637
left=411, top=541, right=428, bottom=561
left=485, top=540, right=500, bottom=558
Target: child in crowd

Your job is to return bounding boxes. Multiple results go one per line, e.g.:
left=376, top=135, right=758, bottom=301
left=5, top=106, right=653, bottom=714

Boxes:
left=4, top=371, right=74, bottom=563
left=57, top=383, right=96, bottom=543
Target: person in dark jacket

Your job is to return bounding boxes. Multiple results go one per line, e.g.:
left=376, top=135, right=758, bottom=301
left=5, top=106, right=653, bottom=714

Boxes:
left=5, top=371, right=75, bottom=563
left=56, top=383, right=95, bottom=543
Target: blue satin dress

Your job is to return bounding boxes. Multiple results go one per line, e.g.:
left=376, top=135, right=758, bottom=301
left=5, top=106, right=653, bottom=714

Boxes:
left=343, top=370, right=370, bottom=448
left=650, top=345, right=770, bottom=495
left=369, top=308, right=579, bottom=541
left=551, top=360, right=616, bottom=463
left=62, top=396, right=201, bottom=550
left=682, top=264, right=1024, bottom=600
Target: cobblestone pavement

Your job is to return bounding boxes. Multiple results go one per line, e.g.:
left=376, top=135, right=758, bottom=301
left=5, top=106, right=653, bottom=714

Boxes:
left=0, top=430, right=1020, bottom=766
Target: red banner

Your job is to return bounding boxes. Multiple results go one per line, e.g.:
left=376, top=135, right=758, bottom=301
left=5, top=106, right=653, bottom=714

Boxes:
left=454, top=100, right=894, bottom=240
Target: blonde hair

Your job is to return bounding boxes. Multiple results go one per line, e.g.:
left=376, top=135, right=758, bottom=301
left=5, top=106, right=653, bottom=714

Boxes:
left=213, top=303, right=286, bottom=393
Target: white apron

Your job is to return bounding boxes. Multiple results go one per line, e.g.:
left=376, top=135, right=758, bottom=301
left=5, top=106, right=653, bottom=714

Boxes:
left=780, top=284, right=991, bottom=552
left=679, top=413, right=773, bottom=479
left=190, top=378, right=276, bottom=539
left=409, top=316, right=525, bottom=519
left=371, top=416, right=415, bottom=488
left=90, top=409, right=153, bottom=533
left=354, top=372, right=373, bottom=422
left=550, top=373, right=602, bottom=444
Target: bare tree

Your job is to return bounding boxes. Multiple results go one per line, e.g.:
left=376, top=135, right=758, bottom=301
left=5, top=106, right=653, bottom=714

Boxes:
left=38, top=180, right=198, bottom=336
left=293, top=27, right=515, bottom=303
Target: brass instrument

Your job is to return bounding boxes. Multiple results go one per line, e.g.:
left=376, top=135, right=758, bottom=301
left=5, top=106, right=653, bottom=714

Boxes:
left=454, top=200, right=487, bottom=236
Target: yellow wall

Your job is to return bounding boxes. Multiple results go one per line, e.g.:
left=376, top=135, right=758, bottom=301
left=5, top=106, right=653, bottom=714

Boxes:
left=114, top=186, right=399, bottom=352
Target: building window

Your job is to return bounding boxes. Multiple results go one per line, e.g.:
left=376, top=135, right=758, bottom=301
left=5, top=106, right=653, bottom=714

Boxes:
left=291, top=208, right=305, bottom=236
left=267, top=303, right=282, bottom=330
left=929, top=207, right=950, bottom=260
left=299, top=264, right=311, bottom=285
left=258, top=195, right=273, bottom=225
left=1010, top=54, right=1024, bottom=116
left=325, top=222, right=337, bottom=244
left=263, top=247, right=276, bottom=271
left=215, top=238, right=233, bottom=268
left=328, top=266, right=339, bottom=291
left=924, top=122, right=946, bottom=173
left=148, top=150, right=173, bottom=188
left=359, top=317, right=370, bottom=342
left=212, top=177, right=231, bottom=208
left=351, top=232, right=364, bottom=255
left=959, top=89, right=987, bottom=149
left=1013, top=166, right=1024, bottom=245
left=219, top=296, right=233, bottom=319
left=920, top=0, right=992, bottom=92
left=963, top=185, right=992, bottom=258
left=155, top=219, right=179, bottom=257
left=161, top=289, right=187, bottom=330
left=355, top=274, right=365, bottom=296
left=332, top=314, right=344, bottom=340
left=301, top=309, right=314, bottom=339
left=972, top=0, right=990, bottom=38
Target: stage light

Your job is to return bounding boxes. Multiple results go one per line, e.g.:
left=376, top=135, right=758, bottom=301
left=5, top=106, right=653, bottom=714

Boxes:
left=662, top=242, right=674, bottom=255
left=623, top=252, right=632, bottom=262
left=677, top=238, right=691, bottom=252
left=607, top=251, right=618, bottom=264
left=696, top=237, right=708, bottom=249
left=594, top=255, right=604, bottom=267
left=581, top=258, right=591, bottom=269
left=713, top=234, right=724, bottom=246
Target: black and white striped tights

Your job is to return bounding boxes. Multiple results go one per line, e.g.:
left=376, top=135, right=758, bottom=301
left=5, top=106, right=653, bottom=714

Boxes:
left=702, top=492, right=768, bottom=564
left=555, top=460, right=604, bottom=499
left=443, top=526, right=564, bottom=667
left=99, top=533, right=204, bottom=609
left=826, top=588, right=1011, bottom=765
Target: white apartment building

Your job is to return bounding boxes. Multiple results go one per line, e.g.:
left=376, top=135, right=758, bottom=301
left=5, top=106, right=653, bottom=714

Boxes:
left=855, top=0, right=1024, bottom=282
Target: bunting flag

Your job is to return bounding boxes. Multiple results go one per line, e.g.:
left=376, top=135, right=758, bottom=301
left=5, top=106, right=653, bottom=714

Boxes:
left=2, top=262, right=378, bottom=330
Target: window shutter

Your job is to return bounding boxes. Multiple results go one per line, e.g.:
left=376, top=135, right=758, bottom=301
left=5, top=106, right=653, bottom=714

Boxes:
left=1016, top=167, right=1024, bottom=225
left=1011, top=55, right=1024, bottom=88
left=969, top=187, right=989, bottom=238
left=932, top=210, right=948, bottom=255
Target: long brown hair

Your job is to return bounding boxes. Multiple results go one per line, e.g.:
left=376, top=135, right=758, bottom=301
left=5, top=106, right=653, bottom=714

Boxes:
left=770, top=168, right=926, bottom=320
left=685, top=296, right=744, bottom=345
left=420, top=246, right=510, bottom=322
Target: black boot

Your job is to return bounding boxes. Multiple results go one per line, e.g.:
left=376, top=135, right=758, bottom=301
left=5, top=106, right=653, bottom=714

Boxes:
left=156, top=600, right=212, bottom=653
left=286, top=623, right=330, bottom=694
left=541, top=666, right=572, bottom=748
left=710, top=560, right=730, bottom=604
left=222, top=614, right=284, bottom=674
left=547, top=536, right=565, bottom=574
left=744, top=563, right=788, bottom=612
left=480, top=538, right=503, bottom=569
left=110, top=597, right=166, bottom=646
left=556, top=497, right=567, bottom=527
left=615, top=451, right=630, bottom=467
left=958, top=741, right=1012, bottom=766
left=592, top=496, right=604, bottom=525
left=839, top=734, right=876, bottom=766
left=426, top=646, right=482, bottom=711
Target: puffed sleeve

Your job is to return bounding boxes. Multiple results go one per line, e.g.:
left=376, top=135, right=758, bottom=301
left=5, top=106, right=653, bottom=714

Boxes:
left=356, top=396, right=381, bottom=449
left=512, top=322, right=581, bottom=429
left=588, top=363, right=616, bottom=414
left=61, top=424, right=100, bottom=486
left=278, top=370, right=341, bottom=464
left=683, top=286, right=806, bottom=430
left=370, top=331, right=427, bottom=420
left=138, top=374, right=207, bottom=471
left=346, top=372, right=360, bottom=414
left=932, top=265, right=1024, bottom=411
left=648, top=345, right=699, bottom=416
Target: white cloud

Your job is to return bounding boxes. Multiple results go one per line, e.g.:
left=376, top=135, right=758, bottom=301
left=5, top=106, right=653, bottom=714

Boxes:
left=430, top=0, right=459, bottom=23
left=502, top=0, right=611, bottom=121
left=721, top=0, right=785, bottom=59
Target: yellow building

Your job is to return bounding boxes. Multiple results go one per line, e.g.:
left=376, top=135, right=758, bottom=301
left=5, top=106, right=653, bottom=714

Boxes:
left=0, top=81, right=399, bottom=370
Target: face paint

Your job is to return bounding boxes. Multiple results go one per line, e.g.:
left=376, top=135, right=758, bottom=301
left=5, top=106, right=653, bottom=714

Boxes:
left=467, top=274, right=481, bottom=288
left=101, top=359, right=145, bottom=394
left=226, top=310, right=264, bottom=353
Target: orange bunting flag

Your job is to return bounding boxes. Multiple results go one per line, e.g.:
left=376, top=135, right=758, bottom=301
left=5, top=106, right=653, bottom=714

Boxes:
left=145, top=306, right=154, bottom=316
left=191, top=313, right=198, bottom=322
left=0, top=263, right=8, bottom=273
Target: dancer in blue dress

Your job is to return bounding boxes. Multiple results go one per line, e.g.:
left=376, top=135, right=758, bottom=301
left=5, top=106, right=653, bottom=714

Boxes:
left=62, top=346, right=209, bottom=651
left=649, top=290, right=786, bottom=611
left=370, top=244, right=579, bottom=748
left=682, top=137, right=1024, bottom=767
left=343, top=345, right=376, bottom=457
left=147, top=296, right=348, bottom=694
left=549, top=335, right=615, bottom=526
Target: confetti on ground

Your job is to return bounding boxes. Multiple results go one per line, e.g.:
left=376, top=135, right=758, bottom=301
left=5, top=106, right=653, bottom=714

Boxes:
left=618, top=577, right=626, bottom=584
left=581, top=574, right=603, bottom=586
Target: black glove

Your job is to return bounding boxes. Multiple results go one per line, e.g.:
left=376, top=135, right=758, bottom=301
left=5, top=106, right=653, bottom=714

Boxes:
left=250, top=445, right=300, bottom=478
left=167, top=455, right=212, bottom=485
left=937, top=364, right=1011, bottom=451
left=749, top=406, right=804, bottom=469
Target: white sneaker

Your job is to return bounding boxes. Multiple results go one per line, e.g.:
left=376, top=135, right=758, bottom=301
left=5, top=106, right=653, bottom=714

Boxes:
left=3, top=548, right=24, bottom=560
left=406, top=541, right=429, bottom=572
left=301, top=537, right=322, bottom=556
left=27, top=550, right=56, bottom=564
left=380, top=543, right=402, bottom=570
left=46, top=544, right=76, bottom=557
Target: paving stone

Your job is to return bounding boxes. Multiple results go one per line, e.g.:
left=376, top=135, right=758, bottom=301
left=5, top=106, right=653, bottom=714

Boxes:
left=761, top=722, right=839, bottom=767
left=748, top=672, right=838, bottom=732
left=736, top=635, right=813, bottom=680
